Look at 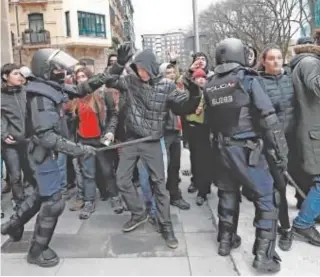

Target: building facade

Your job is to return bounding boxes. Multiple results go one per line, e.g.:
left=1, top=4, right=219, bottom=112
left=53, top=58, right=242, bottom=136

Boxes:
left=122, top=0, right=135, bottom=50
left=8, top=0, right=115, bottom=73
left=109, top=0, right=125, bottom=48
left=142, top=31, right=188, bottom=69
left=1, top=0, right=13, bottom=65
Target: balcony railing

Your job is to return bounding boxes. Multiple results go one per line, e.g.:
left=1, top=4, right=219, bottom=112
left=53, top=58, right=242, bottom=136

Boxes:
left=22, top=30, right=50, bottom=45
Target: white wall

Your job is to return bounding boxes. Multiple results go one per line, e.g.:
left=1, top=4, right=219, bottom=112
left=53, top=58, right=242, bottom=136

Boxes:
left=62, top=0, right=112, bottom=46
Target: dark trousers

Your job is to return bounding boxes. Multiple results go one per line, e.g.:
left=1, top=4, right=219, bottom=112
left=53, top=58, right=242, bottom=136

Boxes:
left=96, top=150, right=119, bottom=197
left=116, top=140, right=171, bottom=225
left=265, top=152, right=290, bottom=229
left=186, top=124, right=212, bottom=197
left=164, top=131, right=181, bottom=200
left=217, top=144, right=276, bottom=230
left=66, top=155, right=76, bottom=185
left=2, top=143, right=37, bottom=202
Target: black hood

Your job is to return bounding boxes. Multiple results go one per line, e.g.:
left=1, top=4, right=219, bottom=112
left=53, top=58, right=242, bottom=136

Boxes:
left=192, top=52, right=209, bottom=73
left=130, top=49, right=159, bottom=79
left=290, top=44, right=320, bottom=70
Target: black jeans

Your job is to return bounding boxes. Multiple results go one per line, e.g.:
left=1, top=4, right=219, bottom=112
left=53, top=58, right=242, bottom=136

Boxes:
left=164, top=131, right=181, bottom=200
left=2, top=142, right=37, bottom=203
left=186, top=124, right=212, bottom=198
left=116, top=140, right=171, bottom=225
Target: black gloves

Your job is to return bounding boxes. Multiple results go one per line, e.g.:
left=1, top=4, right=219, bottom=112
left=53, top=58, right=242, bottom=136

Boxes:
left=55, top=137, right=96, bottom=158
left=117, top=44, right=133, bottom=66
left=80, top=145, right=96, bottom=159
left=183, top=75, right=201, bottom=97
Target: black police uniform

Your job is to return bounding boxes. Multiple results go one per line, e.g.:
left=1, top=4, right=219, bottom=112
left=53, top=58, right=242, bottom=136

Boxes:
left=203, top=38, right=288, bottom=273
left=1, top=48, right=106, bottom=267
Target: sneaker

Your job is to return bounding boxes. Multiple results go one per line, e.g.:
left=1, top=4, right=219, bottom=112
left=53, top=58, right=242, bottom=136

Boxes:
left=79, top=201, right=95, bottom=220
left=292, top=226, right=320, bottom=246
left=111, top=196, right=124, bottom=214
left=69, top=199, right=84, bottom=211
left=170, top=198, right=190, bottom=210
left=122, top=212, right=148, bottom=232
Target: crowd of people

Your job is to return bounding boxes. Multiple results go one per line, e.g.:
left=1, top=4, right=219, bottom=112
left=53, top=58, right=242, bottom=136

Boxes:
left=1, top=30, right=320, bottom=273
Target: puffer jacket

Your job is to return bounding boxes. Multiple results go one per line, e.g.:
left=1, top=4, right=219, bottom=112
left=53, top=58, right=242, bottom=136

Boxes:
left=105, top=50, right=202, bottom=139
left=258, top=71, right=296, bottom=134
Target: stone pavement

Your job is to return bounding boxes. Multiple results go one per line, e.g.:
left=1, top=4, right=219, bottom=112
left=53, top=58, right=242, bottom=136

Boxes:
left=1, top=148, right=320, bottom=276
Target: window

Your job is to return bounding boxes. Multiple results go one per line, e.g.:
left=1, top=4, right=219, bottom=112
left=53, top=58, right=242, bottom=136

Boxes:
left=65, top=11, right=71, bottom=37
left=77, top=11, right=106, bottom=38
left=28, top=13, right=44, bottom=32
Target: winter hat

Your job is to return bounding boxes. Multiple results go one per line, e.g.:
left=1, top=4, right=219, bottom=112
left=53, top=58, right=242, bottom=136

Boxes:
left=159, top=63, right=171, bottom=76
left=192, top=68, right=207, bottom=79
left=20, top=66, right=33, bottom=79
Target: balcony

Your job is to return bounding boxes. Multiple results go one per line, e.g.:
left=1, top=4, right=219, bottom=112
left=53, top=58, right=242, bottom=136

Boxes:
left=22, top=30, right=50, bottom=46
left=10, top=0, right=48, bottom=11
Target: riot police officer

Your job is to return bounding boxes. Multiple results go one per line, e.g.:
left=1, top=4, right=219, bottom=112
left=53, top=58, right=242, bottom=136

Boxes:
left=1, top=48, right=107, bottom=267
left=201, top=38, right=287, bottom=273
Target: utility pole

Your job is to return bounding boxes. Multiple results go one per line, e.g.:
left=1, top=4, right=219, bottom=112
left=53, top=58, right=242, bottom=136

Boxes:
left=192, top=0, right=200, bottom=52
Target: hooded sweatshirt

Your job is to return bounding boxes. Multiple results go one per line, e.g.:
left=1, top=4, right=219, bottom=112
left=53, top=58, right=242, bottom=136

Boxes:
left=111, top=50, right=169, bottom=139
left=289, top=44, right=320, bottom=175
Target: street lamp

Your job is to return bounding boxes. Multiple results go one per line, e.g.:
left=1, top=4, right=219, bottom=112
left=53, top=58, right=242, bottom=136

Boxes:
left=192, top=0, right=200, bottom=52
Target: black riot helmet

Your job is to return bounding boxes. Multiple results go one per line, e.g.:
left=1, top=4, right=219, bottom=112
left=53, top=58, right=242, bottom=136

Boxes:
left=215, top=38, right=251, bottom=67
left=31, top=48, right=78, bottom=81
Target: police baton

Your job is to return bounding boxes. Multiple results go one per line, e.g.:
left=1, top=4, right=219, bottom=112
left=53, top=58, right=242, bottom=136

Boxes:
left=96, top=136, right=154, bottom=152
left=268, top=150, right=306, bottom=199
left=283, top=171, right=306, bottom=199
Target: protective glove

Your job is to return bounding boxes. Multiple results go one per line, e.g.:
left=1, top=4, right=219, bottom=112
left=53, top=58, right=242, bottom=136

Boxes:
left=80, top=145, right=96, bottom=159
left=182, top=76, right=201, bottom=97
left=117, top=44, right=133, bottom=66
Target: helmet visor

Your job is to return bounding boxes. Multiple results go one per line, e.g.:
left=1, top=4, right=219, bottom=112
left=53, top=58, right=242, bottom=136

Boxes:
left=49, top=50, right=79, bottom=71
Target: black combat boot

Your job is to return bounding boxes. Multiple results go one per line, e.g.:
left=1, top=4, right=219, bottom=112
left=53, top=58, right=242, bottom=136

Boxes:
left=1, top=191, right=41, bottom=241
left=253, top=229, right=281, bottom=273
left=1, top=215, right=25, bottom=241
left=159, top=223, right=179, bottom=249
left=217, top=221, right=241, bottom=256
left=27, top=192, right=65, bottom=268
left=27, top=214, right=59, bottom=267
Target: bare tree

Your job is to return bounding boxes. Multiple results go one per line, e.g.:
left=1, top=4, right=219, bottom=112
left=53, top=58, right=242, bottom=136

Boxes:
left=198, top=0, right=310, bottom=59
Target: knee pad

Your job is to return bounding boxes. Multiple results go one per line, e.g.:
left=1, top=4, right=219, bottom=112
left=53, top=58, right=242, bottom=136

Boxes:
left=16, top=189, right=41, bottom=221
left=40, top=192, right=65, bottom=218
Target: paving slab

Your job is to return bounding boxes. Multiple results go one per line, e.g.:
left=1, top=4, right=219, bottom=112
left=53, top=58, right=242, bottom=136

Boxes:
left=1, top=256, right=62, bottom=276
left=56, top=257, right=190, bottom=276
left=185, top=232, right=217, bottom=257
left=180, top=210, right=216, bottom=233
left=77, top=213, right=183, bottom=235
left=189, top=256, right=238, bottom=276
left=208, top=185, right=320, bottom=276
